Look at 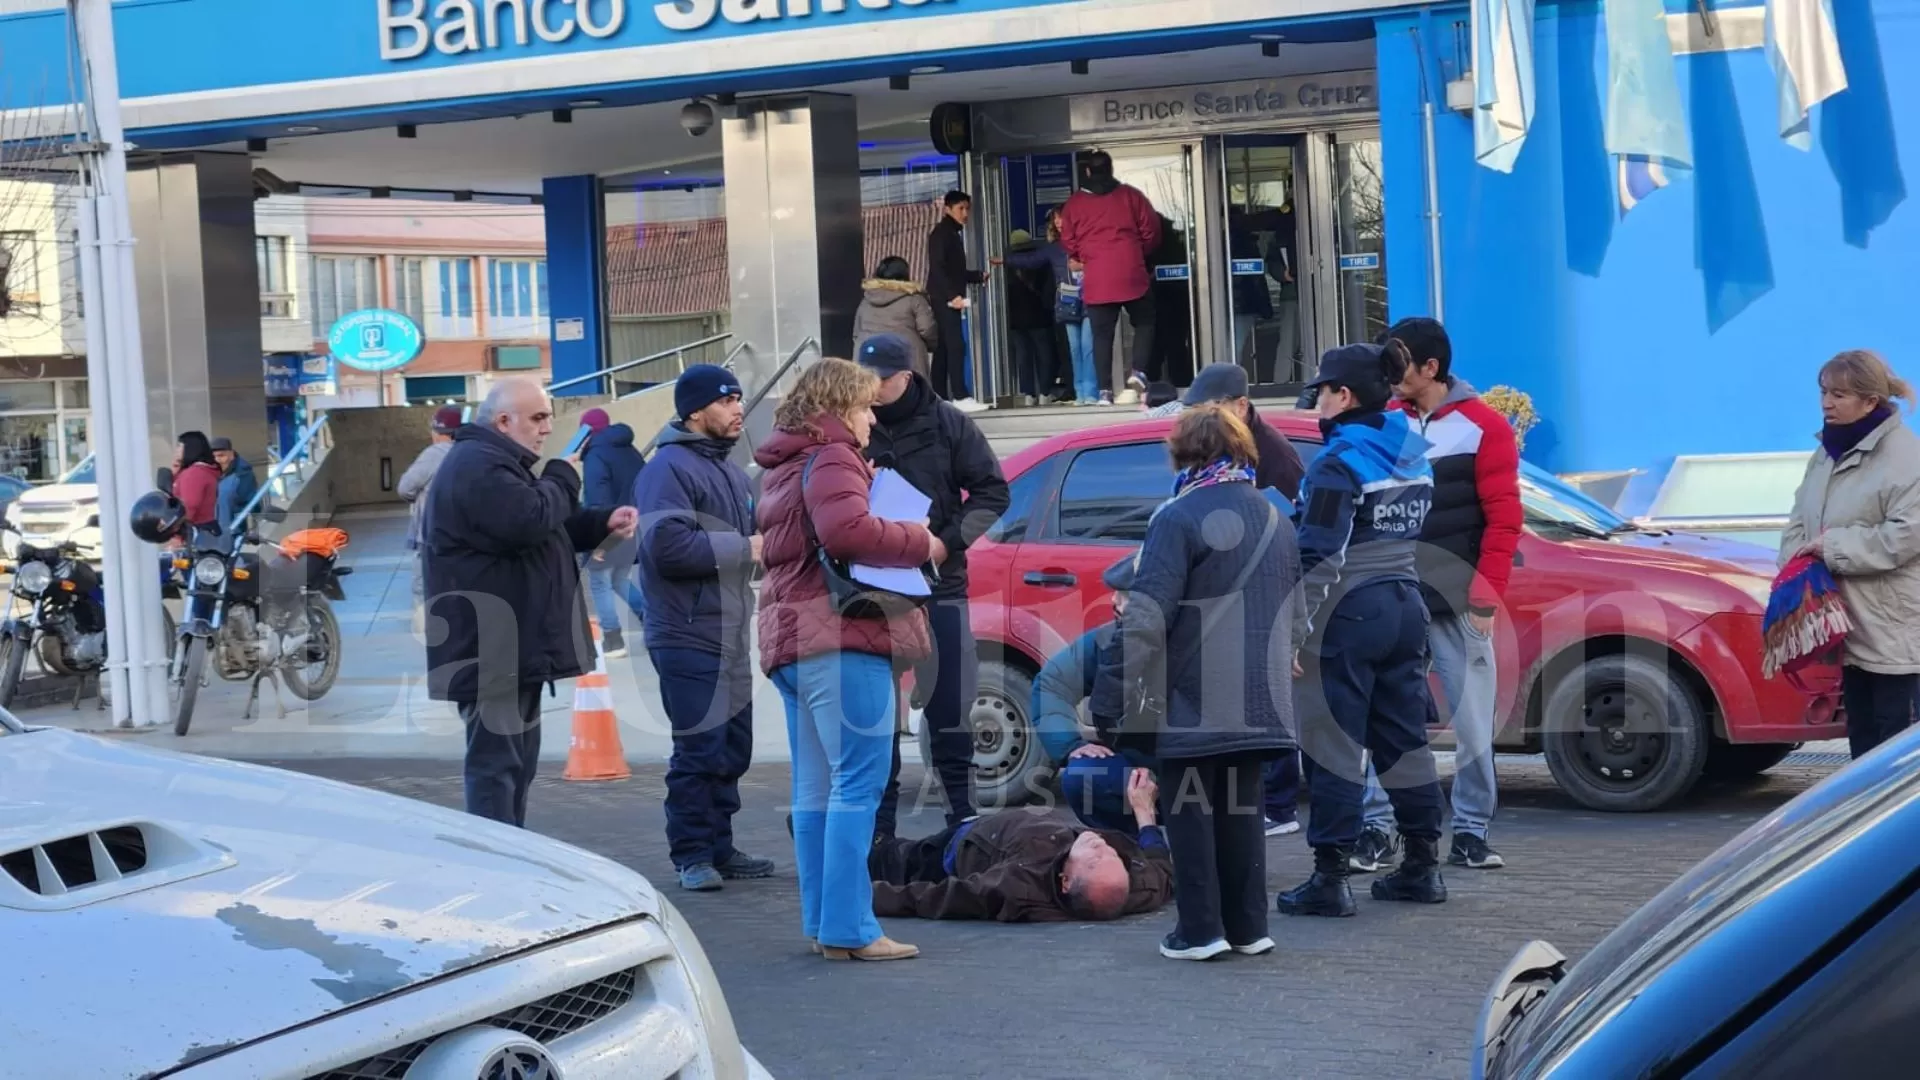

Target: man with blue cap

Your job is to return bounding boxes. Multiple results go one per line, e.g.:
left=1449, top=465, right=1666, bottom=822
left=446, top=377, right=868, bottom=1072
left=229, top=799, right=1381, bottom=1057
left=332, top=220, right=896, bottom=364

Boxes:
left=634, top=363, right=774, bottom=891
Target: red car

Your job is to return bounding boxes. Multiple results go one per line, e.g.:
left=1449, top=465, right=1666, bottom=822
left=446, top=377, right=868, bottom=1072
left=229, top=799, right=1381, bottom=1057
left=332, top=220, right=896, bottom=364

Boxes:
left=939, top=410, right=1843, bottom=814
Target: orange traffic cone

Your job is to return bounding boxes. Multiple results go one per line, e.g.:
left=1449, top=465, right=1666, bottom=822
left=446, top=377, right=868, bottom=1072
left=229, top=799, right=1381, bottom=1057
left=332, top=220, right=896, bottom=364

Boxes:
left=563, top=619, right=630, bottom=782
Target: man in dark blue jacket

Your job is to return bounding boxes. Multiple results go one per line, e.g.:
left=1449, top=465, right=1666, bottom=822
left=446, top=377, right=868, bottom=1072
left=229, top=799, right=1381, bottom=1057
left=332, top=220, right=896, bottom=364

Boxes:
left=1277, top=343, right=1448, bottom=919
left=633, top=365, right=772, bottom=892
left=578, top=408, right=647, bottom=657
left=1031, top=555, right=1162, bottom=835
left=210, top=437, right=258, bottom=534
left=423, top=378, right=633, bottom=828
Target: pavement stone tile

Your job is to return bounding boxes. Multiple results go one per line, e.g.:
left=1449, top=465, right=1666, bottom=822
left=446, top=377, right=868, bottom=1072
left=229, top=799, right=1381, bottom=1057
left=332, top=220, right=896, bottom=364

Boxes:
left=267, top=755, right=1832, bottom=1080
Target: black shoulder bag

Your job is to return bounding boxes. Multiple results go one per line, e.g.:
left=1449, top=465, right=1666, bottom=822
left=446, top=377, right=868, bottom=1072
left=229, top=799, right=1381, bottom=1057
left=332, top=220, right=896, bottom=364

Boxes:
left=1127, top=499, right=1281, bottom=731
left=800, top=450, right=935, bottom=620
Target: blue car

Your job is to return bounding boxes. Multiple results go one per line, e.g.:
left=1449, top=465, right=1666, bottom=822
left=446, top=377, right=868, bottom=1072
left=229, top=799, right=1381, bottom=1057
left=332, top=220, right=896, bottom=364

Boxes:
left=1476, top=728, right=1920, bottom=1078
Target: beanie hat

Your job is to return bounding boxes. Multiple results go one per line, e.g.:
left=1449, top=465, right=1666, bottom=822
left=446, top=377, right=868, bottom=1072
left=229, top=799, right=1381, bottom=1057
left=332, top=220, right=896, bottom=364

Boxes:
left=431, top=405, right=463, bottom=434
left=675, top=364, right=742, bottom=420
left=856, top=333, right=915, bottom=378
left=580, top=407, right=612, bottom=433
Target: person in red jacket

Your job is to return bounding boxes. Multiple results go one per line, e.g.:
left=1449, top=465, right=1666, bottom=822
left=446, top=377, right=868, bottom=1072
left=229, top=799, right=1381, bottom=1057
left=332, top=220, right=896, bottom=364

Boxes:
left=1353, top=318, right=1524, bottom=874
left=756, top=357, right=947, bottom=963
left=169, top=430, right=223, bottom=533
left=1057, top=152, right=1161, bottom=405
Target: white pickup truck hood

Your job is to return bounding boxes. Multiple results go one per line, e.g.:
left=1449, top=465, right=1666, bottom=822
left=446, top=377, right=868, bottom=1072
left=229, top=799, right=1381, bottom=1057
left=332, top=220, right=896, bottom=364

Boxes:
left=0, top=729, right=658, bottom=1078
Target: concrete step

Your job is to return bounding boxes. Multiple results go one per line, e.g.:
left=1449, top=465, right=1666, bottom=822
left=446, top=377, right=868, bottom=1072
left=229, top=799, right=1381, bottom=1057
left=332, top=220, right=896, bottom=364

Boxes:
left=971, top=401, right=1133, bottom=459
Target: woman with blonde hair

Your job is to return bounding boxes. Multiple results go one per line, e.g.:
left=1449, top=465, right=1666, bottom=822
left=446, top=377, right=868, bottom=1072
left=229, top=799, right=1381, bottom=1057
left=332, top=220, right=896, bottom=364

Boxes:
left=755, top=358, right=946, bottom=961
left=1782, top=349, right=1920, bottom=758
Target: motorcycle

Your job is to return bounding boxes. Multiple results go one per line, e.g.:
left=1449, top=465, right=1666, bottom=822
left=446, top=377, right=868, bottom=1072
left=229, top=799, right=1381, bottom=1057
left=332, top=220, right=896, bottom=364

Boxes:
left=0, top=513, right=107, bottom=707
left=161, top=510, right=351, bottom=736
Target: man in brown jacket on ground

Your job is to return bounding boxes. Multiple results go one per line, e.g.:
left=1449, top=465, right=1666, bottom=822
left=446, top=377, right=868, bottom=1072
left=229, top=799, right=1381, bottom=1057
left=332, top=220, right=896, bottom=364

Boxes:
left=869, top=771, right=1173, bottom=922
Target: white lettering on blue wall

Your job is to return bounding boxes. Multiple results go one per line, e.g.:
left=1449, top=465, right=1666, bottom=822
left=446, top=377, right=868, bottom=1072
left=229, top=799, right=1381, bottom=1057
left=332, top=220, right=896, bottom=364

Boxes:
left=383, top=0, right=949, bottom=58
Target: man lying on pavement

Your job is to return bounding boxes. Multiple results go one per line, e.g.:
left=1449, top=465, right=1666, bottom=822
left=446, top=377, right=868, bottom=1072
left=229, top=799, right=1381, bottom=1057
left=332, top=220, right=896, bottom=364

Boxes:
left=869, top=770, right=1173, bottom=922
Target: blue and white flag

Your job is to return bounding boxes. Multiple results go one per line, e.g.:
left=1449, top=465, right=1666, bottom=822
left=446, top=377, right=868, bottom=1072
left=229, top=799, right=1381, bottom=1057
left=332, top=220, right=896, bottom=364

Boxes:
left=1472, top=0, right=1536, bottom=172
left=1605, top=0, right=1692, bottom=213
left=1616, top=155, right=1669, bottom=215
left=1767, top=0, right=1848, bottom=149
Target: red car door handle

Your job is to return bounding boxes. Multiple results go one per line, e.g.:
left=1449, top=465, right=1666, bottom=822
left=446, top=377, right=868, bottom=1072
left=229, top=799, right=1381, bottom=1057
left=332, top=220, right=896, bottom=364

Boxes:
left=1024, top=570, right=1078, bottom=588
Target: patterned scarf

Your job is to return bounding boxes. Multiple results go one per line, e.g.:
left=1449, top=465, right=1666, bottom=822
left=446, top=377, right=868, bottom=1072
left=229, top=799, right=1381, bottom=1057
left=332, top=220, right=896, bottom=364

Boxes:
left=1173, top=458, right=1256, bottom=496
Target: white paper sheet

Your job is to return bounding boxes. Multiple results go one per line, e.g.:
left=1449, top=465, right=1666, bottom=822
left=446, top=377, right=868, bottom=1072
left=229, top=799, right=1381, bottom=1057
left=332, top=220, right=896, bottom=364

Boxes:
left=853, top=468, right=935, bottom=595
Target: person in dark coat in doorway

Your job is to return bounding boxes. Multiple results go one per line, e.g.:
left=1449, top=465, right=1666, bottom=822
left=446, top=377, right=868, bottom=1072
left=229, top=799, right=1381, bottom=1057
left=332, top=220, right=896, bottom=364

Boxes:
left=423, top=377, right=633, bottom=828
left=925, top=190, right=989, bottom=409
left=1091, top=404, right=1300, bottom=961
left=579, top=407, right=647, bottom=656
left=210, top=437, right=258, bottom=534
left=856, top=333, right=1012, bottom=835
left=1000, top=229, right=1060, bottom=403
left=633, top=364, right=776, bottom=892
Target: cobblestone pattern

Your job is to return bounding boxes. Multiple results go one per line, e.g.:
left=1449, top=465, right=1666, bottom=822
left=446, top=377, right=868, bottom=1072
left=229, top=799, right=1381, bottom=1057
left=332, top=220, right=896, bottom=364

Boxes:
left=270, top=757, right=1833, bottom=1080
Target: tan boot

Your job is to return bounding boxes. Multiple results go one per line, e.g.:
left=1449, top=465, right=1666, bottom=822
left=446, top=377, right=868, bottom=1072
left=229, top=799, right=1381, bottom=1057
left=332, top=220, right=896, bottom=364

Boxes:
left=820, top=936, right=920, bottom=961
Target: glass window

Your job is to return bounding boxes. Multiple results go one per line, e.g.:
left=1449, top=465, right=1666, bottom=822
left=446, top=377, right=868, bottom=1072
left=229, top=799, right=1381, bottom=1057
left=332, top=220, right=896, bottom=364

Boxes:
left=0, top=381, right=56, bottom=412
left=403, top=375, right=467, bottom=404
left=309, top=255, right=377, bottom=338
left=395, top=257, right=426, bottom=328
left=0, top=415, right=58, bottom=482
left=255, top=235, right=291, bottom=316
left=2, top=231, right=41, bottom=309
left=431, top=258, right=477, bottom=338
left=60, top=416, right=87, bottom=475
left=61, top=380, right=88, bottom=410
left=986, top=459, right=1055, bottom=544
left=489, top=258, right=549, bottom=339
left=1056, top=442, right=1173, bottom=543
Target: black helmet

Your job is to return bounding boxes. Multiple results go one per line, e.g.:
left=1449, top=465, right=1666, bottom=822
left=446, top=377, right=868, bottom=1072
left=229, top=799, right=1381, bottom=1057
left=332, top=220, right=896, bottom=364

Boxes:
left=129, top=490, right=187, bottom=544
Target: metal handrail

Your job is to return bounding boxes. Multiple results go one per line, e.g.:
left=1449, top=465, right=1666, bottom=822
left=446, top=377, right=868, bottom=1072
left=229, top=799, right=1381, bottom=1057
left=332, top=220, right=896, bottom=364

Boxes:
left=620, top=340, right=751, bottom=402
left=546, top=331, right=732, bottom=394
left=743, top=337, right=820, bottom=418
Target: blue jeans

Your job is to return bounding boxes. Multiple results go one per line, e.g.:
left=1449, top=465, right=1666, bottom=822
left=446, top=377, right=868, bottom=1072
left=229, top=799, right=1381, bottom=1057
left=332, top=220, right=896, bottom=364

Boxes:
left=1063, top=318, right=1096, bottom=402
left=772, top=651, right=896, bottom=950
left=1361, top=611, right=1496, bottom=837
left=1057, top=751, right=1158, bottom=835
left=584, top=545, right=643, bottom=636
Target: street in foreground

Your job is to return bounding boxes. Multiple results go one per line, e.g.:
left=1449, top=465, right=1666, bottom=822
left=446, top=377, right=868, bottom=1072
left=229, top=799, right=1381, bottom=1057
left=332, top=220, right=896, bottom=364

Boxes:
left=262, top=755, right=1837, bottom=1079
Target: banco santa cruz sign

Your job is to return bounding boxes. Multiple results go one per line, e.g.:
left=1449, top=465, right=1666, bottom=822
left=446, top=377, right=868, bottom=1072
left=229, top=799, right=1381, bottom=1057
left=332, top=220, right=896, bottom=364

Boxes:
left=380, top=0, right=960, bottom=59
left=1072, top=71, right=1378, bottom=135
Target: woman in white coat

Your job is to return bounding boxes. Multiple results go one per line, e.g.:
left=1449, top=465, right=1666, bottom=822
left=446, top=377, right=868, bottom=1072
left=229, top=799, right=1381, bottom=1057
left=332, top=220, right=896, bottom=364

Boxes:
left=1782, top=349, right=1920, bottom=758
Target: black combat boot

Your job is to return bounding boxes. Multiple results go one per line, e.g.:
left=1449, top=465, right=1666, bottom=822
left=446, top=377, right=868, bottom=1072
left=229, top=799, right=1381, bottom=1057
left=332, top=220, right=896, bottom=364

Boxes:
left=1371, top=834, right=1449, bottom=904
left=1276, top=845, right=1358, bottom=917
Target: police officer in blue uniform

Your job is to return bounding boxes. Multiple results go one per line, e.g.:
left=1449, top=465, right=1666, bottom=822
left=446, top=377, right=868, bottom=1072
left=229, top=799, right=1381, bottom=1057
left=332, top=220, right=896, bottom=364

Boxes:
left=1277, top=340, right=1449, bottom=917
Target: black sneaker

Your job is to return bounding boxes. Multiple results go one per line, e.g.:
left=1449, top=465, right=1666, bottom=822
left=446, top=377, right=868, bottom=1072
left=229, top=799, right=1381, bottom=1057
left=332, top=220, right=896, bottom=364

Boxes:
left=715, top=851, right=776, bottom=879
left=601, top=630, right=628, bottom=659
left=1371, top=836, right=1449, bottom=904
left=1159, top=933, right=1230, bottom=961
left=1349, top=827, right=1397, bottom=873
left=1449, top=833, right=1506, bottom=869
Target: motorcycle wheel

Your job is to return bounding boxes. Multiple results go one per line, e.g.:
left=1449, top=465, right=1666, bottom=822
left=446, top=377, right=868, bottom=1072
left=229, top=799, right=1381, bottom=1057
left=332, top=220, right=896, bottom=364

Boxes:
left=172, top=636, right=208, bottom=736
left=282, top=596, right=340, bottom=701
left=0, top=630, right=26, bottom=710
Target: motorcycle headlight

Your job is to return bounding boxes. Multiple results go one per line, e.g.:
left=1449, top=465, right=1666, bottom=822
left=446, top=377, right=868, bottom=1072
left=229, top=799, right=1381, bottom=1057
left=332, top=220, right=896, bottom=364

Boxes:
left=193, top=556, right=228, bottom=587
left=14, top=561, right=50, bottom=595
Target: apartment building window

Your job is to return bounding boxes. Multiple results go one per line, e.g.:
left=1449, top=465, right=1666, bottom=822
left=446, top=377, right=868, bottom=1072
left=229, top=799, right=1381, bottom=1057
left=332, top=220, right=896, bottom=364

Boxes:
left=488, top=258, right=548, bottom=339
left=256, top=236, right=293, bottom=317
left=0, top=379, right=92, bottom=482
left=1, top=231, right=41, bottom=316
left=432, top=257, right=477, bottom=339
left=395, top=257, right=427, bottom=329
left=310, top=255, right=378, bottom=338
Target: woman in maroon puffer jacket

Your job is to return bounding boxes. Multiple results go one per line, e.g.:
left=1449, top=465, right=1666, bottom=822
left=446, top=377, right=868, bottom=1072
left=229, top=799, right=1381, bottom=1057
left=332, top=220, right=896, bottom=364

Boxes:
left=756, top=358, right=945, bottom=962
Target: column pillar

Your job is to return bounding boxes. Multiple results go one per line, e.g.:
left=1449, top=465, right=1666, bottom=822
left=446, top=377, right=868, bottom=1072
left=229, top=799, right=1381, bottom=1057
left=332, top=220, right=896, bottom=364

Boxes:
left=542, top=175, right=609, bottom=397
left=126, top=152, right=268, bottom=474
left=722, top=93, right=863, bottom=394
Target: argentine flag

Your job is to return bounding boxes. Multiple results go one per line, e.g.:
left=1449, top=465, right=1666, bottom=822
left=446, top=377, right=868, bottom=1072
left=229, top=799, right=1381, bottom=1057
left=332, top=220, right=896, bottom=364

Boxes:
left=1472, top=0, right=1535, bottom=172
left=1767, top=0, right=1848, bottom=149
left=1606, top=0, right=1691, bottom=215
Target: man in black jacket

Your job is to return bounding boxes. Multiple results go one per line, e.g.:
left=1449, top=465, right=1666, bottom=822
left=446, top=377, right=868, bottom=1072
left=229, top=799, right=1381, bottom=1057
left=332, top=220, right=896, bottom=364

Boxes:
left=424, top=378, right=636, bottom=828
left=857, top=334, right=1011, bottom=833
left=925, top=190, right=987, bottom=409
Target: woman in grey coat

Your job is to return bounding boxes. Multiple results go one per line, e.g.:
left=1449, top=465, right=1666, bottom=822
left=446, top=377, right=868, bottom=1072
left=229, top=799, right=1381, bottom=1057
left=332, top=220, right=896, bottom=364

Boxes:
left=852, top=256, right=938, bottom=380
left=1782, top=349, right=1920, bottom=758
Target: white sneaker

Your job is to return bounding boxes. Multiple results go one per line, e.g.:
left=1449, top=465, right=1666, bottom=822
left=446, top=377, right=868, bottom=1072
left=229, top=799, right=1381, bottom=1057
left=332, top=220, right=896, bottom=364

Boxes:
left=1265, top=817, right=1301, bottom=837
left=1097, top=391, right=1115, bottom=407
left=1115, top=389, right=1140, bottom=405
left=1231, top=937, right=1276, bottom=956
left=953, top=397, right=990, bottom=414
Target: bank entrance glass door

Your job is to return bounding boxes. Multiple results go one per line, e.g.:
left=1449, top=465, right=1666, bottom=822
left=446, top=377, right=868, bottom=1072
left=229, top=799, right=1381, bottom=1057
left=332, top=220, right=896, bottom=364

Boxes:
left=1326, top=132, right=1389, bottom=350
left=1102, top=143, right=1201, bottom=393
left=1216, top=135, right=1305, bottom=390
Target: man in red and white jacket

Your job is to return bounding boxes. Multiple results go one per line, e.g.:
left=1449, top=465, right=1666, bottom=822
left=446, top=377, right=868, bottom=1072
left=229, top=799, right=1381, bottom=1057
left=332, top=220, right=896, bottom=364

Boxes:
left=1351, top=318, right=1524, bottom=874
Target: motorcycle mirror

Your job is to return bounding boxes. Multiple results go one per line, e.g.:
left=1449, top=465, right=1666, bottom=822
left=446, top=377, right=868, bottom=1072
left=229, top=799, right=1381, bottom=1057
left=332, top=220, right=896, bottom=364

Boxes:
left=154, top=467, right=173, bottom=491
left=84, top=514, right=99, bottom=529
